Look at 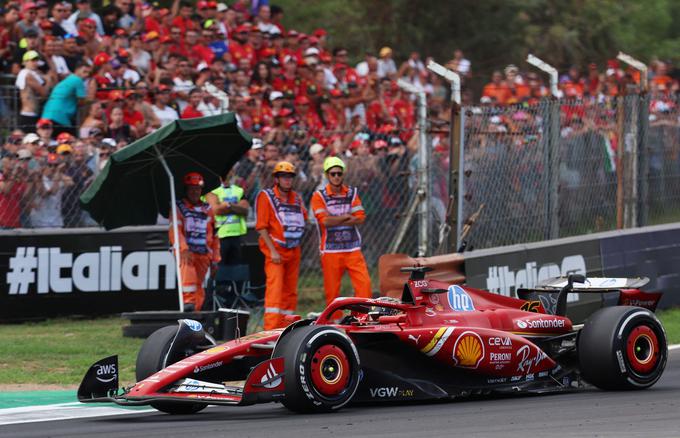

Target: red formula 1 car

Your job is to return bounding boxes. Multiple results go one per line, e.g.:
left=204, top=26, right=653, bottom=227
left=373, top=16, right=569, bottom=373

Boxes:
left=78, top=268, right=668, bottom=414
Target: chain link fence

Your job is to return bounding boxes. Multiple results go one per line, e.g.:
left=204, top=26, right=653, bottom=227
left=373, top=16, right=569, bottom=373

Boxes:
left=460, top=94, right=680, bottom=251
left=3, top=80, right=680, bottom=301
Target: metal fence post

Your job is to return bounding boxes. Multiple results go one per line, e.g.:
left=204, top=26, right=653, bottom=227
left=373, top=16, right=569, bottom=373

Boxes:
left=397, top=80, right=429, bottom=256
left=617, top=52, right=649, bottom=229
left=417, top=90, right=430, bottom=256
left=548, top=99, right=560, bottom=240
left=426, top=60, right=462, bottom=253
left=638, top=93, right=649, bottom=226
left=527, top=55, right=560, bottom=240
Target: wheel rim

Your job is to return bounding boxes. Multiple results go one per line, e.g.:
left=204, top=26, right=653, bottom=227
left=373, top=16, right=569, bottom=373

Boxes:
left=626, top=325, right=660, bottom=374
left=310, top=344, right=350, bottom=397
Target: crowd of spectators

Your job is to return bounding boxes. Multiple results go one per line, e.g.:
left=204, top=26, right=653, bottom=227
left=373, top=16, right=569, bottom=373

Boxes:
left=1, top=0, right=679, bottom=230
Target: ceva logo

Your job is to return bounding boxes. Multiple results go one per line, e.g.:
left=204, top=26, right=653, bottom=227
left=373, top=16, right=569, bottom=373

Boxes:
left=447, top=285, right=475, bottom=312
left=95, top=364, right=117, bottom=383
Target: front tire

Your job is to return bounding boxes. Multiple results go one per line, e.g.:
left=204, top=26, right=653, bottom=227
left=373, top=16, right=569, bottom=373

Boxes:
left=578, top=306, right=667, bottom=390
left=279, top=325, right=361, bottom=413
left=136, top=325, right=207, bottom=414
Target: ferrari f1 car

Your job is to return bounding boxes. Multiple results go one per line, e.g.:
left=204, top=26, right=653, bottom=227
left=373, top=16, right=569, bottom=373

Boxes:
left=78, top=269, right=668, bottom=414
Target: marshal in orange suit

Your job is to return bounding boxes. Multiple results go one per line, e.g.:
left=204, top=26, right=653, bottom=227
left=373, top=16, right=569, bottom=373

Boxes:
left=310, top=157, right=372, bottom=307
left=255, top=161, right=308, bottom=330
left=169, top=172, right=221, bottom=311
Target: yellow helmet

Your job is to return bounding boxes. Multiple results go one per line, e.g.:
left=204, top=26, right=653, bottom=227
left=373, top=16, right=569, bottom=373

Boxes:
left=272, top=161, right=296, bottom=176
left=323, top=156, right=346, bottom=173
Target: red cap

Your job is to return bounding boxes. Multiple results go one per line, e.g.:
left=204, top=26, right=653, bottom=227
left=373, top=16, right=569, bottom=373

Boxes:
left=313, top=28, right=327, bottom=38
left=37, top=118, right=53, bottom=128
left=114, top=28, right=127, bottom=37
left=46, top=153, right=60, bottom=164
left=157, top=84, right=171, bottom=92
left=160, top=35, right=173, bottom=44
left=117, top=48, right=130, bottom=58
left=295, top=95, right=311, bottom=106
left=278, top=107, right=293, bottom=117
left=309, top=36, right=319, bottom=45
left=183, top=172, right=204, bottom=186
left=197, top=1, right=208, bottom=9
left=93, top=52, right=111, bottom=66
left=350, top=139, right=364, bottom=150
left=56, top=132, right=74, bottom=143
left=235, top=24, right=251, bottom=34
left=207, top=1, right=217, bottom=8
left=22, top=2, right=38, bottom=11
left=81, top=18, right=96, bottom=27
left=374, top=139, right=388, bottom=149
left=108, top=90, right=124, bottom=100
left=329, top=88, right=343, bottom=98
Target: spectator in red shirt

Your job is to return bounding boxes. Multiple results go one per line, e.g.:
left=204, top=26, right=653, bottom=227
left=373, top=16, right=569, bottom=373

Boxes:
left=170, top=0, right=196, bottom=36
left=181, top=88, right=205, bottom=119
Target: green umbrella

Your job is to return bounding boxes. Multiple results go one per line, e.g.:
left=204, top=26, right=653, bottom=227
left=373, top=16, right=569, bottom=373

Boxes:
left=81, top=113, right=252, bottom=229
left=80, top=113, right=252, bottom=311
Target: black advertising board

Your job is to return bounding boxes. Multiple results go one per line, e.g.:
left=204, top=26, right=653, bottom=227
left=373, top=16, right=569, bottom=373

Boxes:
left=0, top=227, right=177, bottom=321
left=0, top=226, right=265, bottom=321
left=600, top=224, right=680, bottom=309
left=464, top=237, right=603, bottom=322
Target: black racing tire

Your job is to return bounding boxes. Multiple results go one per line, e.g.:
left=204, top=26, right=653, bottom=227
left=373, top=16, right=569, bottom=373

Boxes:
left=135, top=325, right=206, bottom=415
left=578, top=306, right=667, bottom=390
left=279, top=325, right=361, bottom=413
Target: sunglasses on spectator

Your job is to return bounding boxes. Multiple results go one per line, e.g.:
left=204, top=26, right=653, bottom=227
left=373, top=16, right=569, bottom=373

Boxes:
left=328, top=171, right=343, bottom=177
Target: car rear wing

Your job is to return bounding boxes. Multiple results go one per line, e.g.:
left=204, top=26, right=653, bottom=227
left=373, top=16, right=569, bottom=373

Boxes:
left=534, top=276, right=650, bottom=291
left=518, top=275, right=660, bottom=316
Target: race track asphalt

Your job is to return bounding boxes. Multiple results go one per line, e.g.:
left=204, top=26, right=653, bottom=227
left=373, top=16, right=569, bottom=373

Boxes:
left=2, top=348, right=679, bottom=438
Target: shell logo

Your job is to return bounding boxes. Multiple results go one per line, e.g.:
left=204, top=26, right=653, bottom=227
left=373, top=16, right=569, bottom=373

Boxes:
left=453, top=331, right=484, bottom=369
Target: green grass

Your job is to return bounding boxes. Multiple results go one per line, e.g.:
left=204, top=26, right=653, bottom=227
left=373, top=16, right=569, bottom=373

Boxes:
left=1, top=305, right=678, bottom=388
left=0, top=318, right=144, bottom=387
left=658, top=307, right=680, bottom=343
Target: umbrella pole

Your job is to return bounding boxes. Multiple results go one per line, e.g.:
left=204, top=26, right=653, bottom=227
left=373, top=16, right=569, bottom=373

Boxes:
left=157, top=151, right=185, bottom=312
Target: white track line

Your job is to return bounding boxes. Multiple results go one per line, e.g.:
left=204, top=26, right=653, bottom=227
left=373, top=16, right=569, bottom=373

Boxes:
left=0, top=403, right=155, bottom=426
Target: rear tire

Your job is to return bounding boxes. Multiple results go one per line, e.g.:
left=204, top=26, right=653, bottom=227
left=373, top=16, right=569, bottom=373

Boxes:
left=279, top=325, right=361, bottom=413
left=578, top=306, right=667, bottom=390
left=136, top=325, right=206, bottom=415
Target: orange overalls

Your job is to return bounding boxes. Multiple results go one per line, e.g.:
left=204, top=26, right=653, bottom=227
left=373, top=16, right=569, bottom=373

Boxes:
left=310, top=184, right=372, bottom=305
left=169, top=199, right=220, bottom=311
left=256, top=186, right=308, bottom=330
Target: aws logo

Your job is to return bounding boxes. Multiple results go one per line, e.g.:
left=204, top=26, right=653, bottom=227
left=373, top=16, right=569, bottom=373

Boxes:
left=453, top=331, right=484, bottom=369
left=95, top=363, right=117, bottom=383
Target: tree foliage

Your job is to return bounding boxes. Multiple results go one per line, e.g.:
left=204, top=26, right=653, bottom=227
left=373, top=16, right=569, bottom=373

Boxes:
left=276, top=0, right=680, bottom=77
